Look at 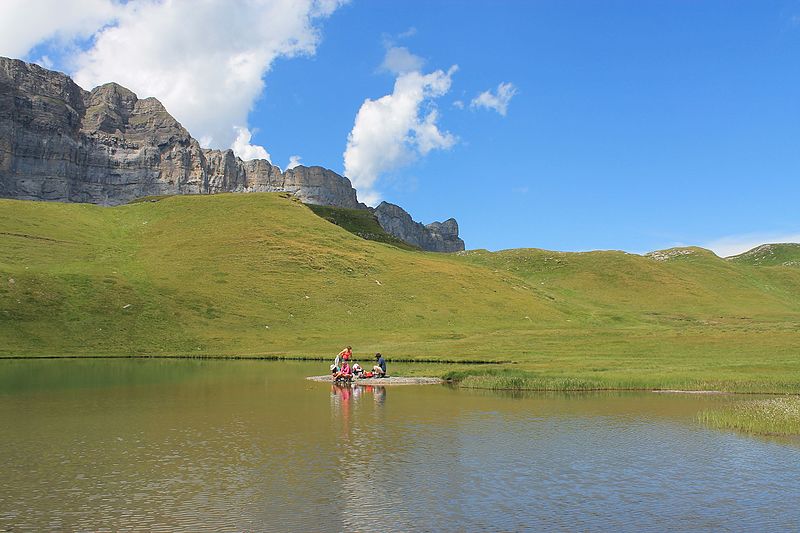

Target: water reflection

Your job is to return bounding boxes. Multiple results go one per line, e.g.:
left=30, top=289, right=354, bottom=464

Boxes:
left=331, top=383, right=387, bottom=405
left=1, top=359, right=799, bottom=532
left=330, top=383, right=387, bottom=442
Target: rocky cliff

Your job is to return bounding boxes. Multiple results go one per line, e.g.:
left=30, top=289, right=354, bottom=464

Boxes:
left=373, top=202, right=465, bottom=253
left=0, top=57, right=463, bottom=251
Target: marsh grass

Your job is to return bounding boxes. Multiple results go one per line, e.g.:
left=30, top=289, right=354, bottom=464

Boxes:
left=456, top=373, right=605, bottom=391
left=444, top=369, right=800, bottom=394
left=698, top=396, right=800, bottom=435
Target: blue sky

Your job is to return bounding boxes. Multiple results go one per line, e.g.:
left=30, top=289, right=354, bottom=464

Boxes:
left=3, top=0, right=799, bottom=255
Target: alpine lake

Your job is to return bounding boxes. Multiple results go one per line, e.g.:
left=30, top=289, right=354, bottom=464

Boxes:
left=1, top=359, right=799, bottom=531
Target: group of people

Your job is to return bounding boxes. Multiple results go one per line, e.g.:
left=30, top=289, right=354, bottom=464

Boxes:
left=331, top=346, right=387, bottom=382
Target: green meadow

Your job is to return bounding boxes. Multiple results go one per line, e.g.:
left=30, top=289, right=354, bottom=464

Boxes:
left=2, top=193, right=800, bottom=393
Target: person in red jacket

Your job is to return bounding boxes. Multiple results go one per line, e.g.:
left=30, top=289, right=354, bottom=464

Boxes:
left=338, top=346, right=352, bottom=362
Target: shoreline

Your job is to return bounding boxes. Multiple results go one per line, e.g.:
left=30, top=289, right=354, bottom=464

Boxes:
left=306, top=375, right=443, bottom=385
left=652, top=389, right=730, bottom=395
left=0, top=354, right=508, bottom=364
left=2, top=357, right=798, bottom=395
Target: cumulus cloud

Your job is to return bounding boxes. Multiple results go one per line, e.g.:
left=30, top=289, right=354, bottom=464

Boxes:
left=286, top=155, right=303, bottom=170
left=232, top=127, right=271, bottom=161
left=702, top=232, right=800, bottom=258
left=0, top=0, right=117, bottom=59
left=471, top=82, right=518, bottom=116
left=1, top=0, right=346, bottom=153
left=381, top=46, right=424, bottom=75
left=75, top=0, right=346, bottom=149
left=343, top=63, right=458, bottom=206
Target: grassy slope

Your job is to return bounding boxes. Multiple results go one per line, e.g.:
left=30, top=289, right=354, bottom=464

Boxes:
left=727, top=243, right=800, bottom=267
left=305, top=203, right=417, bottom=250
left=0, top=194, right=562, bottom=358
left=2, top=194, right=800, bottom=391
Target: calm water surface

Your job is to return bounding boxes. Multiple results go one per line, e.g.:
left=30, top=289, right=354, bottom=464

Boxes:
left=1, top=359, right=799, bottom=531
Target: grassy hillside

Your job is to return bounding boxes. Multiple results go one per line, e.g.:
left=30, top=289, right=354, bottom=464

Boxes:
left=0, top=194, right=563, bottom=358
left=305, top=203, right=417, bottom=250
left=2, top=193, right=800, bottom=391
left=727, top=243, right=800, bottom=267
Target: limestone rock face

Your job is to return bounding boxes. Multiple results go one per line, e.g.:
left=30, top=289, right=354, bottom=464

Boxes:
left=0, top=57, right=359, bottom=208
left=0, top=57, right=462, bottom=251
left=373, top=202, right=465, bottom=253
left=0, top=58, right=86, bottom=201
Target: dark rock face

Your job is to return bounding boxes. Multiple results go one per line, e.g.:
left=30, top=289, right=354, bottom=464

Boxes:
left=0, top=57, right=463, bottom=251
left=373, top=202, right=465, bottom=253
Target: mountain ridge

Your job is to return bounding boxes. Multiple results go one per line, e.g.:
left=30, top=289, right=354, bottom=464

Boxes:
left=0, top=56, right=464, bottom=252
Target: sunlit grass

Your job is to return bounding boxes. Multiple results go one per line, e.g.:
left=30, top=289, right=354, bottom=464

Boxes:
left=698, top=396, right=800, bottom=435
left=443, top=368, right=800, bottom=394
left=2, top=193, right=800, bottom=395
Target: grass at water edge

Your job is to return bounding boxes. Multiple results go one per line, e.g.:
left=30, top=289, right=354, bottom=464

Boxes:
left=443, top=368, right=800, bottom=394
left=698, top=396, right=800, bottom=435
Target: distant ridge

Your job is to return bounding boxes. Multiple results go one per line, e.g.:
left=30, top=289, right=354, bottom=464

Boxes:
left=727, top=243, right=800, bottom=267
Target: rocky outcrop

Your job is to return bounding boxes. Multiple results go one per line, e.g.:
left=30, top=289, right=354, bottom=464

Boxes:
left=373, top=202, right=465, bottom=252
left=0, top=57, right=463, bottom=251
left=0, top=57, right=359, bottom=208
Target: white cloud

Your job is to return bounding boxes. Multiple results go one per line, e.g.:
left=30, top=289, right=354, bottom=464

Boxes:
left=1, top=0, right=346, bottom=153
left=343, top=60, right=458, bottom=206
left=0, top=0, right=117, bottom=59
left=471, top=82, right=518, bottom=116
left=286, top=155, right=302, bottom=169
left=397, top=27, right=417, bottom=39
left=452, top=100, right=464, bottom=109
left=232, top=127, right=271, bottom=161
left=73, top=0, right=346, bottom=150
left=702, top=232, right=800, bottom=258
left=35, top=55, right=54, bottom=69
left=381, top=46, right=424, bottom=75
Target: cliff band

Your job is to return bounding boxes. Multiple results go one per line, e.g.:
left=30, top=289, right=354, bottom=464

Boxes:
left=0, top=57, right=464, bottom=252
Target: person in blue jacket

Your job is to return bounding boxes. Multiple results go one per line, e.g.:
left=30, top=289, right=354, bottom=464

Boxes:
left=373, top=352, right=387, bottom=377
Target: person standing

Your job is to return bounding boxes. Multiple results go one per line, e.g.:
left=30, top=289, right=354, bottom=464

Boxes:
left=338, top=346, right=352, bottom=362
left=373, top=352, right=386, bottom=377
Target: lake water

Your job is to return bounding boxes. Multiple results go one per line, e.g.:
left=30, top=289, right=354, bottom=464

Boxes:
left=1, top=359, right=799, bottom=531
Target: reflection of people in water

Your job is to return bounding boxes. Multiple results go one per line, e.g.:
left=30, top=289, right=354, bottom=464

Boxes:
left=331, top=384, right=352, bottom=438
left=333, top=383, right=385, bottom=405
left=339, top=384, right=352, bottom=402
left=373, top=386, right=386, bottom=404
